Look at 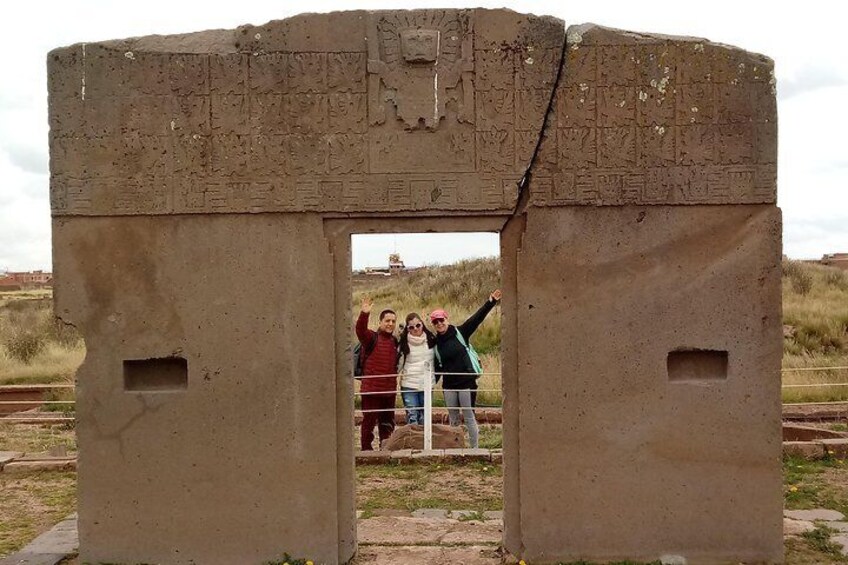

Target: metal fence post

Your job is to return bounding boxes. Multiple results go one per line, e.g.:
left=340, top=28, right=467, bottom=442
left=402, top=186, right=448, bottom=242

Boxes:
left=424, top=373, right=433, bottom=451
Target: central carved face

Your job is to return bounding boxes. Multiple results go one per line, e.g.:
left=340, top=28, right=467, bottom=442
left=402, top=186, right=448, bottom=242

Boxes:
left=401, top=29, right=439, bottom=63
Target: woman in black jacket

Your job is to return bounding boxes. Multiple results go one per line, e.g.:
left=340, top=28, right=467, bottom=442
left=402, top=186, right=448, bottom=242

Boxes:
left=431, top=289, right=501, bottom=448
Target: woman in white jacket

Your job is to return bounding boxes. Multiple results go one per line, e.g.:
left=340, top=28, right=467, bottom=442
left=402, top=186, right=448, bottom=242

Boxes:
left=397, top=312, right=436, bottom=426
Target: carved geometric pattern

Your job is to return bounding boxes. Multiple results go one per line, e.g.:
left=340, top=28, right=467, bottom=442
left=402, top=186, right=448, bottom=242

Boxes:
left=515, top=89, right=551, bottom=131
left=476, top=131, right=515, bottom=172
left=286, top=94, right=328, bottom=134
left=475, top=50, right=513, bottom=91
left=328, top=53, right=366, bottom=93
left=597, top=127, right=636, bottom=168
left=210, top=54, right=247, bottom=95
left=49, top=20, right=778, bottom=216
left=328, top=93, right=367, bottom=133
left=329, top=135, right=367, bottom=174
left=515, top=48, right=559, bottom=90
left=597, top=87, right=636, bottom=127
left=557, top=128, right=596, bottom=169
left=638, top=126, right=675, bottom=167
left=556, top=85, right=595, bottom=128
left=598, top=46, right=636, bottom=86
left=476, top=90, right=514, bottom=131
left=676, top=84, right=715, bottom=125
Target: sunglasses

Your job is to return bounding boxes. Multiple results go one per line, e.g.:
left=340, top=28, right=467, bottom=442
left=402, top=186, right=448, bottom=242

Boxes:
left=431, top=318, right=446, bottom=324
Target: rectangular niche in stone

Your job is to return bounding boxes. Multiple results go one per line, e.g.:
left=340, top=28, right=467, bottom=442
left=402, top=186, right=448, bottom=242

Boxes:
left=123, top=357, right=188, bottom=392
left=667, top=349, right=729, bottom=382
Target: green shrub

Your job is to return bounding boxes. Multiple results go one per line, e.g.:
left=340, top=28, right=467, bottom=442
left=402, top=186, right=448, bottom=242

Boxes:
left=790, top=268, right=813, bottom=295
left=4, top=330, right=46, bottom=364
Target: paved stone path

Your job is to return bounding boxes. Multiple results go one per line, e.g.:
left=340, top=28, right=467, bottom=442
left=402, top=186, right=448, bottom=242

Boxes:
left=10, top=508, right=848, bottom=563
left=784, top=507, right=848, bottom=557
left=0, top=510, right=506, bottom=565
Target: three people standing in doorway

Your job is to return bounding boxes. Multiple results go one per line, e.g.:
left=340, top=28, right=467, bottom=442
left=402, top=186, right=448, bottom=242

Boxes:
left=356, top=290, right=501, bottom=450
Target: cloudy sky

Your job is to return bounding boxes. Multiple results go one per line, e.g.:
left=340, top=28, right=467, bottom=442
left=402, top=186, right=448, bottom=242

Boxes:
left=1, top=0, right=845, bottom=271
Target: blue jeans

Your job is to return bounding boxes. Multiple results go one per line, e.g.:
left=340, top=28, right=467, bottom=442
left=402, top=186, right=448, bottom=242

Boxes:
left=401, top=387, right=425, bottom=425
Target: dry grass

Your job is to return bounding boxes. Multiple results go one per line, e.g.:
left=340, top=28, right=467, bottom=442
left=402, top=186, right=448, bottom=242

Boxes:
left=352, top=257, right=501, bottom=355
left=0, top=471, right=76, bottom=558
left=782, top=261, right=848, bottom=402
left=0, top=423, right=76, bottom=454
left=0, top=295, right=84, bottom=386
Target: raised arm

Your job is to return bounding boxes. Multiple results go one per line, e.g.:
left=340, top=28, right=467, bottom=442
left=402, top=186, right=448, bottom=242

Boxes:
left=355, top=297, right=376, bottom=345
left=458, top=289, right=501, bottom=340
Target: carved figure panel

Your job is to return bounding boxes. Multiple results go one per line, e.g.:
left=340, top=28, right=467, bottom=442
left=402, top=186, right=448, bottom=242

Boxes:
left=367, top=11, right=474, bottom=129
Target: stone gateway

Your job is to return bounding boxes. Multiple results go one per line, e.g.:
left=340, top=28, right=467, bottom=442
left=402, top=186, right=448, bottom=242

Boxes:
left=48, top=9, right=782, bottom=564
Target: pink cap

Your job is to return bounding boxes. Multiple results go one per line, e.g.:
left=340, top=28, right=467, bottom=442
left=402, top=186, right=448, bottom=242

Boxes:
left=430, top=309, right=448, bottom=321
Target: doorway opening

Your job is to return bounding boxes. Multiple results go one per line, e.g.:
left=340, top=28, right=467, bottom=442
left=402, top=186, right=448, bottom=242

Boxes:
left=328, top=219, right=512, bottom=559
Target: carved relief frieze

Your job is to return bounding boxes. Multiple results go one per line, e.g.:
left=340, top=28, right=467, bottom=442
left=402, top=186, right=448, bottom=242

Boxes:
left=366, top=11, right=474, bottom=129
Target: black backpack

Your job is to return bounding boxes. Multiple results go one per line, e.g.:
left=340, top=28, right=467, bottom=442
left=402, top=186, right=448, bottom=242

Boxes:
left=353, top=333, right=378, bottom=379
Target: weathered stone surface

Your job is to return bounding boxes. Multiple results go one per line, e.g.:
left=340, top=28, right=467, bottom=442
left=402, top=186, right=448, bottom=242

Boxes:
left=47, top=8, right=780, bottom=565
left=48, top=13, right=775, bottom=219
left=783, top=424, right=847, bottom=441
left=351, top=545, right=502, bottom=565
left=3, top=459, right=76, bottom=473
left=783, top=517, right=816, bottom=536
left=355, top=450, right=392, bottom=464
left=358, top=516, right=445, bottom=545
left=508, top=205, right=782, bottom=563
left=411, top=508, right=449, bottom=519
left=784, top=509, right=846, bottom=522
left=820, top=438, right=848, bottom=458
left=783, top=441, right=827, bottom=460
left=440, top=520, right=503, bottom=544
left=382, top=424, right=465, bottom=450
left=832, top=534, right=848, bottom=557
left=0, top=451, right=22, bottom=468
left=443, top=448, right=492, bottom=462
left=828, top=521, right=848, bottom=533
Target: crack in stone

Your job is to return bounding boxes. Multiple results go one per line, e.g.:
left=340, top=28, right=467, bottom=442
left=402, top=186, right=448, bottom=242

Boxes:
left=504, top=21, right=568, bottom=230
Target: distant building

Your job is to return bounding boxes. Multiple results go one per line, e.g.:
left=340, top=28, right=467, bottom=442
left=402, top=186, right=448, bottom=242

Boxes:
left=822, top=253, right=848, bottom=271
left=360, top=253, right=407, bottom=277
left=388, top=253, right=405, bottom=275
left=0, top=270, right=53, bottom=290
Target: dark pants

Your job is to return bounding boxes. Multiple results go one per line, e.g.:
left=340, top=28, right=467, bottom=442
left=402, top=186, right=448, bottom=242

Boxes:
left=360, top=392, right=396, bottom=450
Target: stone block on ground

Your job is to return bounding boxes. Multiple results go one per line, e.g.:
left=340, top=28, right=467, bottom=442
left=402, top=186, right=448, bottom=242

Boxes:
left=828, top=521, right=848, bottom=533
left=783, top=441, right=826, bottom=460
left=440, top=520, right=503, bottom=544
left=358, top=516, right=446, bottom=545
left=0, top=513, right=78, bottom=565
left=820, top=438, right=848, bottom=458
left=381, top=424, right=466, bottom=451
left=3, top=459, right=76, bottom=473
left=784, top=508, right=845, bottom=521
left=351, top=545, right=502, bottom=564
left=443, top=448, right=492, bottom=462
left=411, top=508, right=448, bottom=519
left=355, top=450, right=392, bottom=464
left=832, top=534, right=848, bottom=557
left=783, top=517, right=816, bottom=536
left=0, top=451, right=22, bottom=469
